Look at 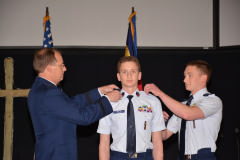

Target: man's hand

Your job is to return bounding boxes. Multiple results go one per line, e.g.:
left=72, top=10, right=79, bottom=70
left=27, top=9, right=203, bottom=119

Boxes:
left=105, top=90, right=122, bottom=102
left=99, top=84, right=119, bottom=95
left=144, top=83, right=162, bottom=96
left=163, top=111, right=169, bottom=122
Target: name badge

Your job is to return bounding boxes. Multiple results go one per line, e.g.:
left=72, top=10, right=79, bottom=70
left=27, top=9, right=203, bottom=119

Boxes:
left=113, top=110, right=125, bottom=114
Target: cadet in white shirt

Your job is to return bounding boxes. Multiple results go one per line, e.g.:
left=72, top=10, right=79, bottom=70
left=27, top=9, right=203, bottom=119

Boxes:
left=97, top=56, right=165, bottom=160
left=144, top=60, right=222, bottom=160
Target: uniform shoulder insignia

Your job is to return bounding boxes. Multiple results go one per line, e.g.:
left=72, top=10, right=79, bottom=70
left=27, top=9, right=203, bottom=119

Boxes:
left=203, top=93, right=211, bottom=96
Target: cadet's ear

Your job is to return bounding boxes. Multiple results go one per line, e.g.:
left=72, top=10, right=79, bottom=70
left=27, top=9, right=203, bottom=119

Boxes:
left=201, top=74, right=207, bottom=84
left=138, top=72, right=142, bottom=80
left=117, top=73, right=121, bottom=81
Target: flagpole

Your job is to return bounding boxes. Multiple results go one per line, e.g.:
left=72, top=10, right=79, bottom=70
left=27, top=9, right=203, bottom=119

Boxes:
left=46, top=7, right=49, bottom=17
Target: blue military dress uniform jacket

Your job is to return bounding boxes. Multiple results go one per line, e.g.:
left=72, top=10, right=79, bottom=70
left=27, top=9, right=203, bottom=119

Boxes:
left=28, top=77, right=113, bottom=160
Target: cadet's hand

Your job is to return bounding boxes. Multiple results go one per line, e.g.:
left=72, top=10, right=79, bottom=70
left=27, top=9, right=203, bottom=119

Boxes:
left=163, top=111, right=170, bottom=122
left=105, top=90, right=122, bottom=102
left=144, top=83, right=162, bottom=96
left=99, top=84, right=119, bottom=95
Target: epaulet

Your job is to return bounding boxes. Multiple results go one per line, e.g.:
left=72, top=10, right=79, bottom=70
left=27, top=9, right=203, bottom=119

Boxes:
left=203, top=93, right=211, bottom=97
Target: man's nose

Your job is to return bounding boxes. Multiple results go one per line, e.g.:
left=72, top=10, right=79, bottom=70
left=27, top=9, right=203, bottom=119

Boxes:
left=127, top=72, right=132, bottom=77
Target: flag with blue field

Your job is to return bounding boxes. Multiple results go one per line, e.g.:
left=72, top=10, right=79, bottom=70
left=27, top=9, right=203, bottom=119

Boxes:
left=43, top=14, right=53, bottom=48
left=125, top=11, right=137, bottom=57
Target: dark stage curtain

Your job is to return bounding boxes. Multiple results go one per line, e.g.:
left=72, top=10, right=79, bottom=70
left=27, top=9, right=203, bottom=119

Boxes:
left=0, top=47, right=239, bottom=160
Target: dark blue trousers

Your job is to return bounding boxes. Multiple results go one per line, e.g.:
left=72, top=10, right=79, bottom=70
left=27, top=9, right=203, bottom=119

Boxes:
left=110, top=150, right=153, bottom=160
left=178, top=148, right=216, bottom=160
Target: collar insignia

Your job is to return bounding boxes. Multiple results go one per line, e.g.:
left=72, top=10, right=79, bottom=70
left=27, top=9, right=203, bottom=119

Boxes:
left=121, top=91, right=140, bottom=97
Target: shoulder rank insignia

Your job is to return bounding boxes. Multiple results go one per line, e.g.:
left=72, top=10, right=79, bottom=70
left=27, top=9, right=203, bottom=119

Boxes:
left=203, top=93, right=211, bottom=96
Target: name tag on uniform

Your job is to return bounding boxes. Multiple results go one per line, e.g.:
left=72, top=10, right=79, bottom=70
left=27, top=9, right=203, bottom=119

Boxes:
left=113, top=110, right=125, bottom=114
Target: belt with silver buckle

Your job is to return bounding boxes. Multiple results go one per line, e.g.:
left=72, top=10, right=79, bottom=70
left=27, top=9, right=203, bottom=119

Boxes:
left=110, top=150, right=152, bottom=159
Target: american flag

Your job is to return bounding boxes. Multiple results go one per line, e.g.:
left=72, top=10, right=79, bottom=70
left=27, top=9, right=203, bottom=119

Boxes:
left=43, top=13, right=53, bottom=48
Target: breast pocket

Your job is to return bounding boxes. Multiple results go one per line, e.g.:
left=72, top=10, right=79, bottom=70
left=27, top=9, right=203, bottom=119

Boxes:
left=112, top=111, right=126, bottom=120
left=137, top=112, right=153, bottom=132
left=111, top=111, right=127, bottom=134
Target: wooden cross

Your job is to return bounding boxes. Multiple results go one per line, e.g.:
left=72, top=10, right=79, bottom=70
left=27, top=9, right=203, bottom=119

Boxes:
left=0, top=57, right=30, bottom=160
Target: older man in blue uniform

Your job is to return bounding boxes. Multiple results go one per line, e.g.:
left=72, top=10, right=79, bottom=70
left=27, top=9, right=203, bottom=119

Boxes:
left=28, top=48, right=122, bottom=160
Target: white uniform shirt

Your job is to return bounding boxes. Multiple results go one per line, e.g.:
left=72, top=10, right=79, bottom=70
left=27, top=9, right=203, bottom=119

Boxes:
left=167, top=88, right=222, bottom=154
left=97, top=89, right=166, bottom=153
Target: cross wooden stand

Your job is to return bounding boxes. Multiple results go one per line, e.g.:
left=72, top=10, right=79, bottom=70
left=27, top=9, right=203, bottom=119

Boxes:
left=0, top=57, right=30, bottom=160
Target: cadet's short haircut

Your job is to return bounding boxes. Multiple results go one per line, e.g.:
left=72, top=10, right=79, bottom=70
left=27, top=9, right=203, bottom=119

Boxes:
left=117, top=56, right=141, bottom=73
left=187, top=60, right=212, bottom=84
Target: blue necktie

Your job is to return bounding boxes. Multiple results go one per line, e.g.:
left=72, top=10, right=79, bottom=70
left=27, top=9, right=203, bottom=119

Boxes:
left=179, top=95, right=193, bottom=160
left=127, top=95, right=136, bottom=155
